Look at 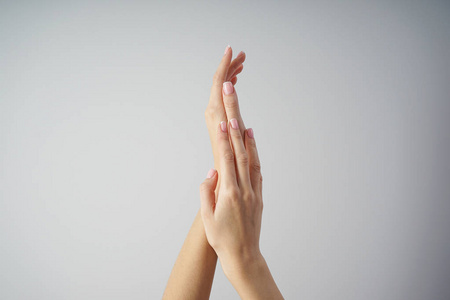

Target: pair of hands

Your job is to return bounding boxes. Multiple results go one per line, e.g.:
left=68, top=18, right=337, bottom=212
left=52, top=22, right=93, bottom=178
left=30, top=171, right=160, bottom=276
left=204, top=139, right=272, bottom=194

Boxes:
left=163, top=46, right=282, bottom=300
left=201, top=46, right=263, bottom=278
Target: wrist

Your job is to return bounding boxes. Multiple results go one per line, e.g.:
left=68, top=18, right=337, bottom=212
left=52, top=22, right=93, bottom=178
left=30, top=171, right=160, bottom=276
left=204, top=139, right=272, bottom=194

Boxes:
left=220, top=251, right=284, bottom=299
left=219, top=249, right=265, bottom=282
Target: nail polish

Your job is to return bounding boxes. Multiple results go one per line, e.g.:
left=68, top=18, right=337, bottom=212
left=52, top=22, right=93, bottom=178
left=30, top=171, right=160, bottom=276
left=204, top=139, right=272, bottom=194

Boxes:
left=248, top=128, right=254, bottom=138
left=223, top=81, right=234, bottom=95
left=230, top=118, right=239, bottom=130
left=220, top=121, right=227, bottom=132
left=207, top=168, right=216, bottom=178
left=224, top=45, right=230, bottom=55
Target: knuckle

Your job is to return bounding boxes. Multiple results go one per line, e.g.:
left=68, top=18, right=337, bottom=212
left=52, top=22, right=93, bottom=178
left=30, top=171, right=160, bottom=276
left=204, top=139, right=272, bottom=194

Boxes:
left=224, top=97, right=238, bottom=109
left=246, top=137, right=257, bottom=148
left=199, top=182, right=210, bottom=193
left=250, top=162, right=262, bottom=173
left=236, top=152, right=249, bottom=165
left=217, top=129, right=228, bottom=140
left=212, top=72, right=223, bottom=84
left=231, top=129, right=243, bottom=140
left=242, top=191, right=254, bottom=202
left=204, top=107, right=214, bottom=118
left=223, top=151, right=235, bottom=163
left=228, top=187, right=240, bottom=200
left=204, top=111, right=213, bottom=121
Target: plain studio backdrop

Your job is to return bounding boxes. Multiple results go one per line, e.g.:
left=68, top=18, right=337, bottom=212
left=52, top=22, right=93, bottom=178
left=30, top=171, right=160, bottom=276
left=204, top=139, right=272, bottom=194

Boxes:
left=1, top=0, right=450, bottom=299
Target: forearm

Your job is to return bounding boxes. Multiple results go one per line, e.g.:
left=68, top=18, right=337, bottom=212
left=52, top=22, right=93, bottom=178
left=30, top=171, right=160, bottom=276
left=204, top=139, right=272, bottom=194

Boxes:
left=163, top=210, right=218, bottom=299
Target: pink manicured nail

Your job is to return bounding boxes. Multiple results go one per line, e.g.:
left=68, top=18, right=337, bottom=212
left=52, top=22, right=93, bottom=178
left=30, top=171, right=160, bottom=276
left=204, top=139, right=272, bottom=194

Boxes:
left=223, top=81, right=234, bottom=95
left=207, top=168, right=216, bottom=178
left=230, top=118, right=239, bottom=130
left=247, top=128, right=254, bottom=138
left=224, top=45, right=230, bottom=55
left=237, top=51, right=245, bottom=57
left=220, top=121, right=227, bottom=132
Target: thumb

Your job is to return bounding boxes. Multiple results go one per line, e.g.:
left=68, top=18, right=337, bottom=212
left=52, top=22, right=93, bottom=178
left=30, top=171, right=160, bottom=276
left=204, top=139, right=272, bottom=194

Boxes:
left=200, top=168, right=218, bottom=220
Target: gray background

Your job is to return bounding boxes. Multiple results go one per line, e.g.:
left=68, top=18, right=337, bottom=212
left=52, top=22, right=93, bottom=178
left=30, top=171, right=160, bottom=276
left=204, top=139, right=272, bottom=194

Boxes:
left=1, top=0, right=450, bottom=299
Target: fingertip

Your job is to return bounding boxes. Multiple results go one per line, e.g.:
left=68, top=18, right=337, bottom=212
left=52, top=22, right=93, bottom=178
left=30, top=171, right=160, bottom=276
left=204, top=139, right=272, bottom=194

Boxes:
left=223, top=45, right=232, bottom=62
left=224, top=45, right=230, bottom=55
left=220, top=121, right=227, bottom=133
left=245, top=128, right=255, bottom=150
left=206, top=168, right=216, bottom=179
left=229, top=118, right=239, bottom=130
left=223, top=81, right=234, bottom=96
left=217, top=121, right=229, bottom=144
left=247, top=128, right=254, bottom=139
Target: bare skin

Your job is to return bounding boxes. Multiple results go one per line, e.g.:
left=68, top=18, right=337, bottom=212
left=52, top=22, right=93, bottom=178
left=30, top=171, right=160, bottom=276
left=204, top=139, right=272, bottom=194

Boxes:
left=164, top=46, right=283, bottom=299
left=200, top=117, right=283, bottom=299
left=205, top=46, right=248, bottom=172
left=163, top=46, right=247, bottom=299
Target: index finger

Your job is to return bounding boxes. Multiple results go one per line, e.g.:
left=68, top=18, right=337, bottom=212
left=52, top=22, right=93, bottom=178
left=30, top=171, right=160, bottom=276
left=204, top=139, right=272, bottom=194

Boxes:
left=208, top=46, right=233, bottom=108
left=222, top=82, right=246, bottom=137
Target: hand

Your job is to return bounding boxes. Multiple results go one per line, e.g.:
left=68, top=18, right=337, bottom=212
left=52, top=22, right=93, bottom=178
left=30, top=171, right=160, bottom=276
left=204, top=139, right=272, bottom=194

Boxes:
left=200, top=117, right=262, bottom=275
left=205, top=46, right=247, bottom=171
left=199, top=51, right=283, bottom=299
left=162, top=47, right=247, bottom=300
left=199, top=116, right=283, bottom=300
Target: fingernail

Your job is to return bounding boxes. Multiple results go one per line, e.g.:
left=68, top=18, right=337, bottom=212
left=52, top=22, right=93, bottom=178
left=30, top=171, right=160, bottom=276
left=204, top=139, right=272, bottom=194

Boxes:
left=248, top=128, right=254, bottom=138
left=223, top=81, right=234, bottom=95
left=230, top=118, right=239, bottom=130
left=220, top=121, right=227, bottom=132
left=237, top=51, right=245, bottom=57
left=207, top=168, right=216, bottom=178
left=224, top=45, right=230, bottom=55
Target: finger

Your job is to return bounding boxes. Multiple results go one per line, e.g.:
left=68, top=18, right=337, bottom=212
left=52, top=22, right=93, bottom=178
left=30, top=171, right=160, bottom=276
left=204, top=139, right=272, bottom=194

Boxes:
left=217, top=121, right=237, bottom=187
left=228, top=51, right=246, bottom=76
left=228, top=64, right=244, bottom=80
left=244, top=128, right=262, bottom=194
left=229, top=118, right=251, bottom=189
left=205, top=46, right=232, bottom=171
left=209, top=45, right=233, bottom=108
left=222, top=82, right=246, bottom=137
left=226, top=51, right=246, bottom=81
left=200, top=168, right=218, bottom=219
left=230, top=76, right=237, bottom=85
